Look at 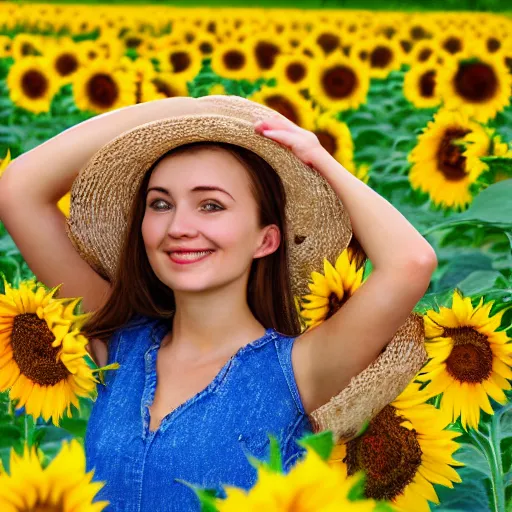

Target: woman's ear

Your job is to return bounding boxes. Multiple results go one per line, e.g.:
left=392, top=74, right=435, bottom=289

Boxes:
left=255, top=225, right=280, bottom=259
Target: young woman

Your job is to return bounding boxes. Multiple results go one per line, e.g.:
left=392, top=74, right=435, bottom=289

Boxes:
left=0, top=96, right=436, bottom=510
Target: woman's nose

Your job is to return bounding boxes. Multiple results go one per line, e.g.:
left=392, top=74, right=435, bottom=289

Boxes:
left=166, top=206, right=197, bottom=238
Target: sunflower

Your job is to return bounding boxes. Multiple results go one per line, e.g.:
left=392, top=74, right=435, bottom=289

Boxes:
left=156, top=44, right=203, bottom=82
left=216, top=446, right=381, bottom=511
left=272, top=53, right=313, bottom=91
left=408, top=110, right=491, bottom=210
left=0, top=35, right=12, bottom=58
left=298, top=247, right=365, bottom=331
left=0, top=279, right=99, bottom=426
left=45, top=38, right=84, bottom=86
left=72, top=60, right=137, bottom=114
left=10, top=33, right=44, bottom=60
left=350, top=37, right=404, bottom=80
left=0, top=439, right=109, bottom=511
left=309, top=50, right=370, bottom=112
left=436, top=30, right=467, bottom=57
left=210, top=40, right=260, bottom=81
left=6, top=56, right=60, bottom=114
left=140, top=72, right=189, bottom=103
left=192, top=32, right=218, bottom=58
left=328, top=381, right=463, bottom=512
left=417, top=289, right=512, bottom=431
left=437, top=47, right=512, bottom=123
left=77, top=40, right=102, bottom=63
left=312, top=111, right=355, bottom=173
left=408, top=39, right=438, bottom=66
left=303, top=23, right=343, bottom=58
left=403, top=63, right=441, bottom=109
left=249, top=84, right=316, bottom=130
left=243, top=31, right=285, bottom=79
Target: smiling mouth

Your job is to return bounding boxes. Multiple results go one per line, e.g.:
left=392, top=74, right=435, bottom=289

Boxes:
left=168, top=250, right=215, bottom=264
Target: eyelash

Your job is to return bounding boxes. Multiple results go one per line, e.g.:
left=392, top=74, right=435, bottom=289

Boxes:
left=149, top=199, right=224, bottom=212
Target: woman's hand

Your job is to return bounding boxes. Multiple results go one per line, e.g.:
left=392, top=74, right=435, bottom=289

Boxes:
left=253, top=115, right=330, bottom=173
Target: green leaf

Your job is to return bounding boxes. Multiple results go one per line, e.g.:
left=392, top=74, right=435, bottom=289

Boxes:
left=481, top=155, right=512, bottom=177
left=422, top=180, right=512, bottom=235
left=346, top=471, right=367, bottom=501
left=173, top=479, right=220, bottom=512
left=0, top=424, right=22, bottom=448
left=267, top=433, right=283, bottom=473
left=456, top=270, right=507, bottom=297
left=296, top=430, right=334, bottom=461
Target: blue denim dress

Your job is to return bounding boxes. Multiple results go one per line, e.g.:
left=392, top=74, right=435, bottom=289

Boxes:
left=85, top=314, right=314, bottom=511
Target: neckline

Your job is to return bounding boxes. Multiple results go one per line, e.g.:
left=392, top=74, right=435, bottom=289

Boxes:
left=149, top=318, right=276, bottom=354
left=142, top=320, right=277, bottom=436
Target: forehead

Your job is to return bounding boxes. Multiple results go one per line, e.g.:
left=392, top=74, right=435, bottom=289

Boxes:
left=148, top=147, right=249, bottom=187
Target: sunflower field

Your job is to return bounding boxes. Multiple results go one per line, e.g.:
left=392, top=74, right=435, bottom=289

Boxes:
left=0, top=2, right=512, bottom=511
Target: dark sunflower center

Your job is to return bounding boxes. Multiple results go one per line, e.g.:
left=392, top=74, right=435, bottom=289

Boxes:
left=317, top=33, right=340, bottom=54
left=223, top=50, right=245, bottom=70
left=315, top=130, right=338, bottom=155
left=199, top=41, right=213, bottom=55
left=21, top=70, right=48, bottom=98
left=55, top=53, right=78, bottom=76
left=169, top=51, right=191, bottom=73
left=21, top=42, right=38, bottom=56
left=487, top=37, right=501, bottom=53
left=454, top=61, right=498, bottom=103
left=264, top=95, right=299, bottom=124
left=419, top=70, right=436, bottom=97
left=286, top=62, right=306, bottom=83
left=322, top=65, right=357, bottom=99
left=152, top=78, right=177, bottom=97
left=344, top=405, right=422, bottom=501
left=418, top=48, right=432, bottom=62
left=370, top=46, right=392, bottom=68
left=443, top=327, right=493, bottom=383
left=325, top=292, right=347, bottom=320
left=411, top=25, right=428, bottom=40
left=400, top=40, right=413, bottom=54
left=125, top=36, right=142, bottom=49
left=443, top=37, right=462, bottom=54
left=254, top=41, right=280, bottom=70
left=87, top=73, right=119, bottom=108
left=11, top=313, right=70, bottom=386
left=436, top=128, right=470, bottom=181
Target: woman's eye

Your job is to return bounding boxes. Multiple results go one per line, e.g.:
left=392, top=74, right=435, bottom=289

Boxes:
left=149, top=200, right=223, bottom=212
left=202, top=202, right=223, bottom=212
left=149, top=199, right=169, bottom=211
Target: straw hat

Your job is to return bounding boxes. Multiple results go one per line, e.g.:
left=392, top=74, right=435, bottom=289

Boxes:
left=65, top=94, right=427, bottom=442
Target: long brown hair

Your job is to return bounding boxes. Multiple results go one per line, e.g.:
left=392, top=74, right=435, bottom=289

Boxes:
left=80, top=141, right=301, bottom=358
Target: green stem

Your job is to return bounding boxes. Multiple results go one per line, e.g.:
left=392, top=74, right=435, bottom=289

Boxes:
left=469, top=426, right=505, bottom=512
left=24, top=415, right=34, bottom=449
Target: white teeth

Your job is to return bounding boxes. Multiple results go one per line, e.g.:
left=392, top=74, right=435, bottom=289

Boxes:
left=171, top=251, right=212, bottom=260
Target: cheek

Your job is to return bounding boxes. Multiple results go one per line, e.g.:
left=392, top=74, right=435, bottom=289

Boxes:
left=141, top=216, right=160, bottom=249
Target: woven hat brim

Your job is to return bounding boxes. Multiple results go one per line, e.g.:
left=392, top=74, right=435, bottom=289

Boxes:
left=309, top=312, right=428, bottom=443
left=66, top=99, right=352, bottom=299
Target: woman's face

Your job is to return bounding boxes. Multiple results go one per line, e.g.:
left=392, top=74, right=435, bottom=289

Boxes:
left=141, top=147, right=279, bottom=294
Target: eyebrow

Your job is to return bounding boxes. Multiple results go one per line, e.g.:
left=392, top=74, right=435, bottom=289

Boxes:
left=146, top=185, right=235, bottom=201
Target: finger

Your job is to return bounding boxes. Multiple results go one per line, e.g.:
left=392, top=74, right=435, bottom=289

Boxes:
left=259, top=129, right=297, bottom=149
left=255, top=115, right=302, bottom=132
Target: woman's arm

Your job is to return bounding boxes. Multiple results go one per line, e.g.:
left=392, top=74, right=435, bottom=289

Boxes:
left=0, top=96, right=200, bottom=204
left=310, top=150, right=437, bottom=271
left=255, top=115, right=436, bottom=414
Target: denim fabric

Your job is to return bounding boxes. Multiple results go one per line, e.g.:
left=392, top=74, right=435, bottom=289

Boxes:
left=85, top=314, right=314, bottom=511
